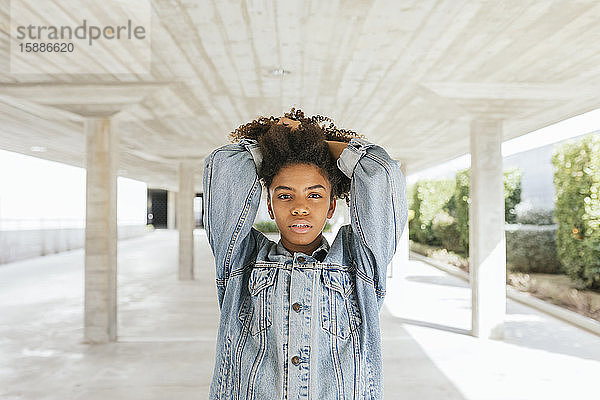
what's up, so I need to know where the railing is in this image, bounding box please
[0,218,86,230]
[0,218,146,230]
[0,219,149,265]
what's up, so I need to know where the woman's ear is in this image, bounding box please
[327,197,336,219]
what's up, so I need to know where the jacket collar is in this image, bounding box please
[274,234,330,262]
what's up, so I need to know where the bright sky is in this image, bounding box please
[406,108,600,184]
[0,151,146,229]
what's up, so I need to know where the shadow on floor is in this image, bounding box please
[395,317,472,336]
[380,306,468,399]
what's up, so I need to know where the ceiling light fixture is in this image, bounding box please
[269,68,290,76]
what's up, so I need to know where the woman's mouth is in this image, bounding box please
[289,223,312,234]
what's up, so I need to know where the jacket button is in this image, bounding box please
[291,356,300,365]
[297,256,305,263]
[292,303,302,312]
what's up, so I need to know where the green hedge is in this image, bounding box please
[447,168,521,255]
[515,202,555,225]
[454,169,470,254]
[505,224,562,273]
[253,221,279,232]
[431,211,462,253]
[504,168,522,224]
[552,134,600,290]
[408,168,521,255]
[408,183,417,241]
[409,179,455,245]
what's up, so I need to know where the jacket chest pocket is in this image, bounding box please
[320,268,362,340]
[238,266,277,336]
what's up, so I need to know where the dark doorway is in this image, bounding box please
[195,193,203,228]
[147,189,168,229]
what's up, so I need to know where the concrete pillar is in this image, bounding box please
[177,162,195,280]
[469,118,506,340]
[389,161,409,279]
[84,117,118,343]
[167,190,177,230]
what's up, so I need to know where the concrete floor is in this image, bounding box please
[1,229,599,399]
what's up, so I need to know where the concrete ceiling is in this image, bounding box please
[1,0,600,192]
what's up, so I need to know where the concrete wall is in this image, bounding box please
[0,225,149,265]
[503,144,556,210]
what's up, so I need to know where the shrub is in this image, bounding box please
[504,168,522,224]
[452,168,522,255]
[409,179,455,245]
[454,169,470,254]
[254,221,279,232]
[431,211,462,253]
[514,201,555,225]
[407,209,415,224]
[408,183,419,242]
[505,224,562,273]
[409,239,469,272]
[552,134,600,290]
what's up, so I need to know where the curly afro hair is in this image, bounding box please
[229,108,364,205]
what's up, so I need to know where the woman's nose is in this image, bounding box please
[291,206,309,215]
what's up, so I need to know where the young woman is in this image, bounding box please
[203,108,408,399]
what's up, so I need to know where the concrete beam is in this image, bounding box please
[469,119,507,340]
[84,117,118,343]
[0,82,169,109]
[177,162,195,280]
[425,82,600,100]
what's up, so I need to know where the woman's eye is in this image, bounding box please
[309,193,322,198]
[278,194,291,199]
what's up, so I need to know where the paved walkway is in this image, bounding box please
[0,229,599,399]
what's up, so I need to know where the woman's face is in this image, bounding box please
[267,163,336,255]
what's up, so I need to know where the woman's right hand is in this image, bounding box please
[324,140,348,160]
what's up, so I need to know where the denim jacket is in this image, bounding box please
[202,137,408,400]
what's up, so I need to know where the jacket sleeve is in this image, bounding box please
[337,137,408,310]
[202,138,265,309]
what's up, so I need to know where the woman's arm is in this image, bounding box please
[202,138,264,309]
[329,138,408,310]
